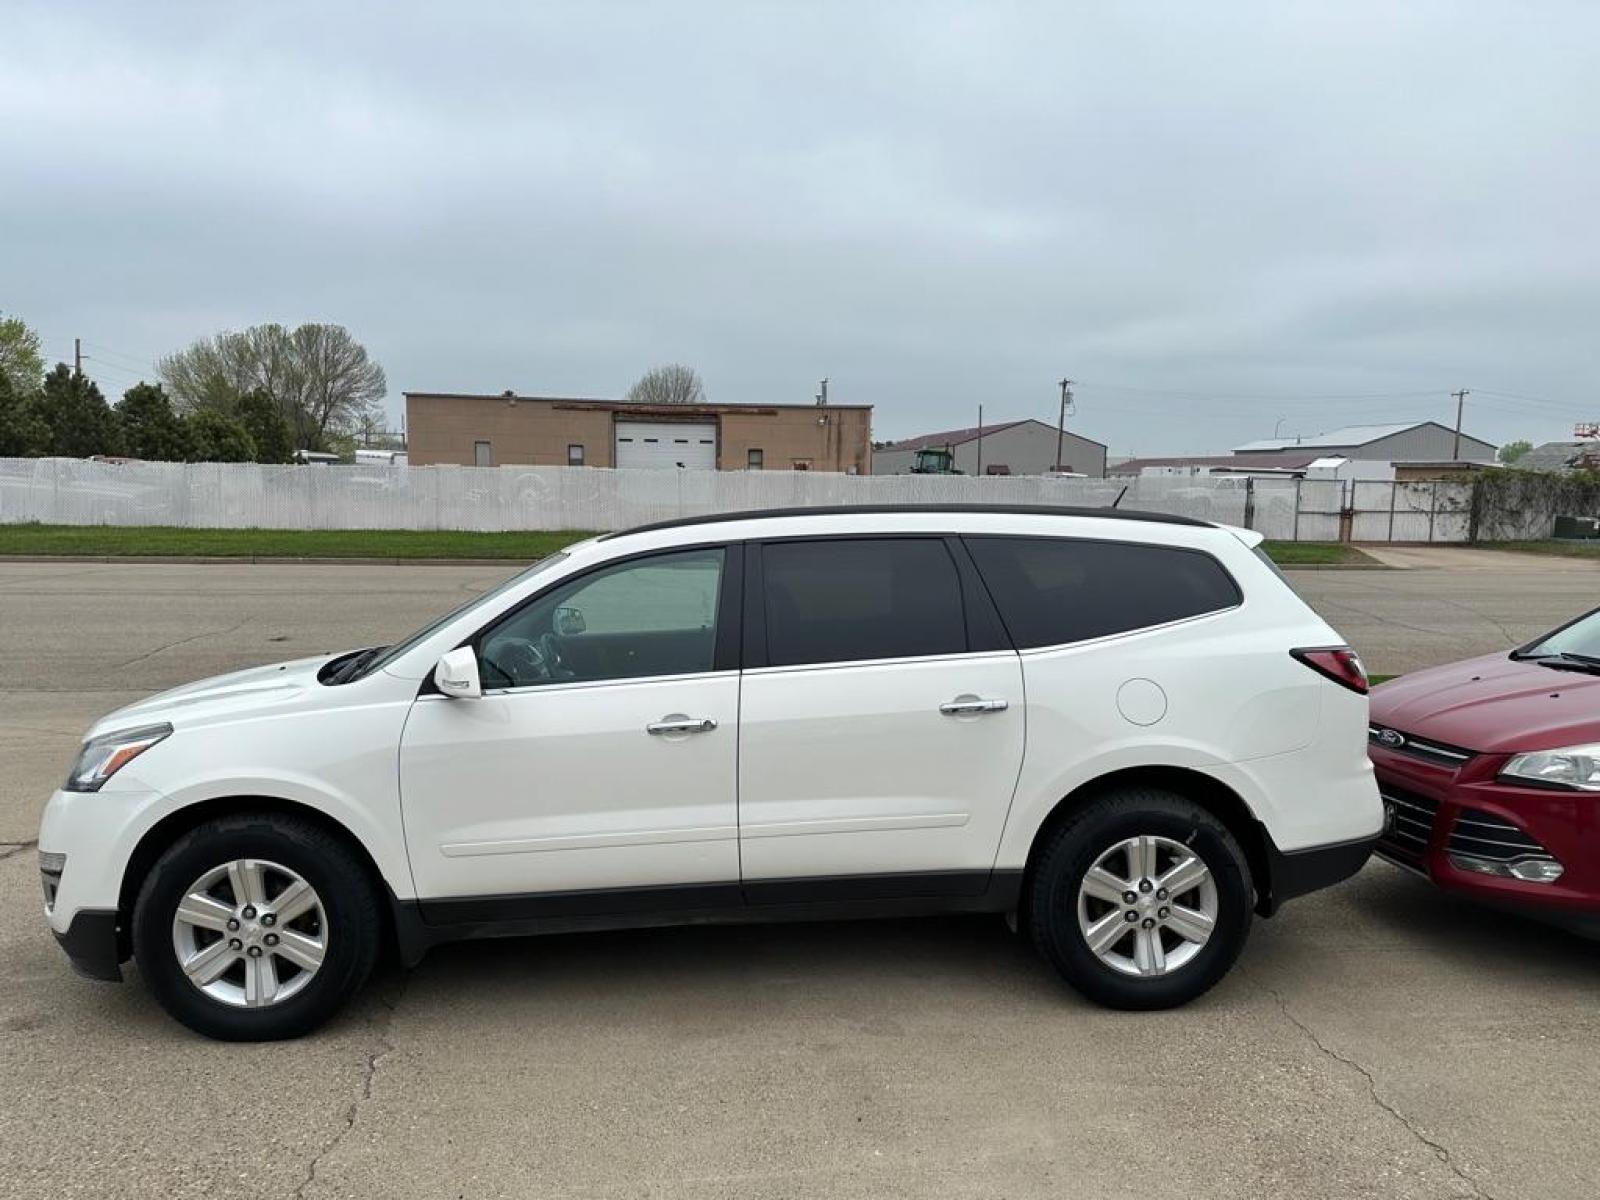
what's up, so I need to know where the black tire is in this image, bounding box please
[1028,787,1253,1010]
[132,813,382,1041]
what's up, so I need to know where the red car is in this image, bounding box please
[1368,608,1600,935]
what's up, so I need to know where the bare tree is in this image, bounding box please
[625,363,706,406]
[159,323,386,452]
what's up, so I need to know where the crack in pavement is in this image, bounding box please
[114,618,253,670]
[1266,987,1494,1200]
[1433,596,1523,648]
[0,840,39,861]
[1309,596,1452,639]
[293,974,408,1200]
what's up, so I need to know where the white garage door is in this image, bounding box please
[615,421,718,470]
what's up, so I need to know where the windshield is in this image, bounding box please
[334,553,572,683]
[1518,608,1600,660]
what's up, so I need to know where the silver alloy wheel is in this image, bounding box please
[170,858,328,1008]
[1075,835,1219,977]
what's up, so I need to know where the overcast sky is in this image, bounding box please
[3,2,1595,455]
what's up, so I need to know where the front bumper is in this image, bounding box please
[1370,741,1600,920]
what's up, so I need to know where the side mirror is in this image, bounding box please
[434,646,482,699]
[553,606,587,637]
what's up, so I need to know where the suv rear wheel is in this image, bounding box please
[1028,786,1253,1009]
[131,813,381,1040]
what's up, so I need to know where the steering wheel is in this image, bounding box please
[482,637,552,687]
[536,632,569,679]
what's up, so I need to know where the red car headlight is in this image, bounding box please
[1500,743,1600,792]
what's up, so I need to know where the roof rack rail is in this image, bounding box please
[599,503,1213,540]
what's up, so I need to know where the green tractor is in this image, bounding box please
[909,445,962,474]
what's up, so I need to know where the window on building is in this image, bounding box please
[567,444,585,466]
[761,539,967,667]
[747,448,764,470]
[963,537,1241,649]
[791,460,811,471]
[473,441,492,468]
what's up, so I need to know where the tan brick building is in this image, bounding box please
[405,392,873,474]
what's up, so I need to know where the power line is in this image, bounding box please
[1075,381,1446,403]
[83,341,159,372]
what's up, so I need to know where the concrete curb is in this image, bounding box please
[1279,561,1392,571]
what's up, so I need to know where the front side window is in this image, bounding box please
[476,548,724,688]
[964,536,1241,650]
[761,538,966,667]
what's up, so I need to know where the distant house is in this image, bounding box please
[1514,441,1600,473]
[1233,421,1496,463]
[872,419,1107,477]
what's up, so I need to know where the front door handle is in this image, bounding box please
[646,717,718,735]
[939,697,1009,716]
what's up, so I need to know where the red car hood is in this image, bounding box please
[1370,652,1600,755]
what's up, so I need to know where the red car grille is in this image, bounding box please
[1376,785,1439,871]
[1368,724,1475,768]
[1447,808,1555,865]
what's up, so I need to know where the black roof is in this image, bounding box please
[600,504,1212,540]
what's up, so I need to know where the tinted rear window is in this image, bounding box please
[964,536,1240,649]
[762,538,967,666]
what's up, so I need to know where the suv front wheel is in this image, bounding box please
[131,813,382,1041]
[1028,786,1253,1010]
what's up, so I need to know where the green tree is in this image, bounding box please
[37,364,122,457]
[117,382,190,461]
[0,369,50,456]
[236,387,294,463]
[1498,438,1533,464]
[0,313,44,396]
[184,409,257,463]
[159,322,386,452]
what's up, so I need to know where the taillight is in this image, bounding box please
[1291,646,1368,694]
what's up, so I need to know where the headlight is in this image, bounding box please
[1500,743,1600,791]
[64,723,172,793]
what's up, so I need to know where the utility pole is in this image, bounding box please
[1055,378,1073,471]
[976,404,984,476]
[1451,389,1470,460]
[74,337,83,376]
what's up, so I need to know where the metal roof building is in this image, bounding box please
[1233,420,1496,462]
[872,419,1107,477]
[1512,441,1600,473]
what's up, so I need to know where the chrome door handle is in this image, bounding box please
[939,697,1009,715]
[646,717,718,735]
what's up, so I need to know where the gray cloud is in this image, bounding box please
[3,1,1594,455]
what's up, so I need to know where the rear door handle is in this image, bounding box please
[939,697,1009,715]
[646,717,718,735]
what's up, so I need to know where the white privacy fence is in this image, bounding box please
[1245,478,1473,542]
[0,458,1252,532]
[0,458,1479,541]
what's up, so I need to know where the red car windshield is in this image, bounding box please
[1519,608,1600,660]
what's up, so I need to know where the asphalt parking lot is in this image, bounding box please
[1,553,1596,1199]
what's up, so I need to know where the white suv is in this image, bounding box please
[39,506,1381,1039]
